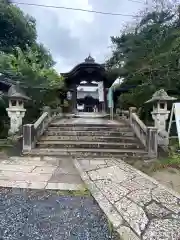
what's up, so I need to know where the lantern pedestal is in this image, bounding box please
[6,107,26,135]
[151,102,170,133]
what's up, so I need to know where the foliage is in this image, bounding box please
[0,0,37,53]
[57,187,91,196]
[107,3,180,111]
[0,1,64,137]
[0,0,64,89]
[0,46,63,89]
[128,155,180,176]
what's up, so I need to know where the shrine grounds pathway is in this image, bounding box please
[0,156,84,190]
[0,116,180,239]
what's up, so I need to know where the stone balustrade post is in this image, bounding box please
[129,107,137,125]
[23,124,35,152]
[146,127,158,158]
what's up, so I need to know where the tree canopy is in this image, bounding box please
[0,1,64,137]
[0,0,37,53]
[106,2,180,110]
[0,0,63,89]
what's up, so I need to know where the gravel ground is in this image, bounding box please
[0,188,119,240]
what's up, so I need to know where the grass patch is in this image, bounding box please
[127,137,180,174]
[107,219,120,240]
[127,154,180,175]
[107,219,113,236]
[57,186,91,197]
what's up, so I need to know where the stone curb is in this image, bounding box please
[0,179,84,191]
[73,159,127,239]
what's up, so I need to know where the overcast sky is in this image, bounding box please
[15,0,146,73]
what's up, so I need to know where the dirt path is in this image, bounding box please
[151,168,180,194]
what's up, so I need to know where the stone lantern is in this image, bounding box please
[146,89,176,133]
[6,81,30,135]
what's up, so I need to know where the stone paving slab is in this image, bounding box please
[0,157,84,190]
[45,182,83,190]
[49,172,83,184]
[0,164,36,172]
[32,166,57,174]
[74,158,180,240]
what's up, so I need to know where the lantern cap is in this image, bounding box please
[146,89,176,103]
[8,81,30,100]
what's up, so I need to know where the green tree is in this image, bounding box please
[0,1,64,138]
[0,1,64,90]
[107,5,180,111]
[0,1,37,53]
[0,46,63,89]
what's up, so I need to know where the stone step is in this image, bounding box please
[47,125,130,132]
[24,148,148,159]
[50,123,123,128]
[40,135,138,143]
[50,123,127,128]
[45,130,134,137]
[74,113,110,118]
[37,141,143,149]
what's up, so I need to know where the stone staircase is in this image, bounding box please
[26,117,149,161]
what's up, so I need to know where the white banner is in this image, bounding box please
[108,87,113,108]
[173,103,180,145]
[98,81,104,102]
[168,102,180,146]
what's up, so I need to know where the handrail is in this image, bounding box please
[131,112,147,133]
[130,111,147,147]
[129,108,158,158]
[34,112,48,129]
[22,106,61,152]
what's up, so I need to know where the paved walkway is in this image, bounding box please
[0,117,121,190]
[74,158,180,240]
[0,156,84,190]
[1,115,180,239]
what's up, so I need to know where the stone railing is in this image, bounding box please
[129,107,158,158]
[22,107,61,152]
